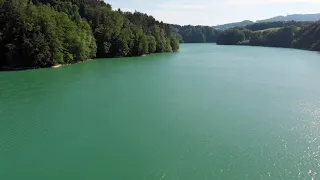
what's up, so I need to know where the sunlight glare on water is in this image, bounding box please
[1,44,320,180]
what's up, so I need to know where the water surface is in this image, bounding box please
[1,44,320,179]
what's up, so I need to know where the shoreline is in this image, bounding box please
[0,51,180,71]
[52,64,62,68]
[217,43,314,52]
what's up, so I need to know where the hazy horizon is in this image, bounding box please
[107,0,320,26]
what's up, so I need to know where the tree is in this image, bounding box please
[165,38,172,52]
[146,35,156,54]
[170,37,179,52]
[172,25,221,43]
[216,29,245,45]
[151,25,166,52]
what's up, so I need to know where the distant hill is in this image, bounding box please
[214,20,254,30]
[214,13,320,30]
[257,13,320,22]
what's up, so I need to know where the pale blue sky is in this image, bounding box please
[107,0,320,25]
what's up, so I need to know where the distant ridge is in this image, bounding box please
[214,20,254,30]
[214,13,320,30]
[257,13,320,22]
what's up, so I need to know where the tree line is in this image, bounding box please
[245,21,312,31]
[216,21,320,51]
[171,21,315,44]
[0,0,180,69]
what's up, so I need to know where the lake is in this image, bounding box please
[0,44,320,180]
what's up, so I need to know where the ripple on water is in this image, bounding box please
[284,101,320,179]
[2,44,320,180]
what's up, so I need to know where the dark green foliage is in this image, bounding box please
[172,25,221,43]
[203,26,221,42]
[294,22,320,51]
[165,38,172,52]
[151,25,167,52]
[0,0,96,68]
[170,37,180,51]
[110,26,132,57]
[179,26,206,43]
[217,21,320,52]
[146,35,156,53]
[0,0,179,69]
[131,26,148,56]
[216,29,245,45]
[246,21,312,31]
[246,27,296,48]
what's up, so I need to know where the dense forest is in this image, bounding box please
[172,25,221,43]
[216,21,320,51]
[245,21,312,31]
[0,0,221,69]
[0,0,180,68]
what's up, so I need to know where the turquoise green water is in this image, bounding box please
[1,44,320,179]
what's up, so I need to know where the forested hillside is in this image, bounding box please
[257,13,320,22]
[0,0,179,69]
[172,25,221,43]
[213,14,320,31]
[245,21,312,31]
[216,21,320,51]
[0,0,221,69]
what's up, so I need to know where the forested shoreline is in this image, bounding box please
[0,0,180,69]
[216,21,320,51]
[1,0,320,70]
[174,21,320,52]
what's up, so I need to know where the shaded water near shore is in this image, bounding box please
[1,44,320,179]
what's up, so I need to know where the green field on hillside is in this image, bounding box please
[255,27,281,32]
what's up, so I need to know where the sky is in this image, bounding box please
[106,0,320,26]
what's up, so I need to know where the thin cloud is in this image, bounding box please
[225,0,320,6]
[157,0,223,10]
[158,0,320,10]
